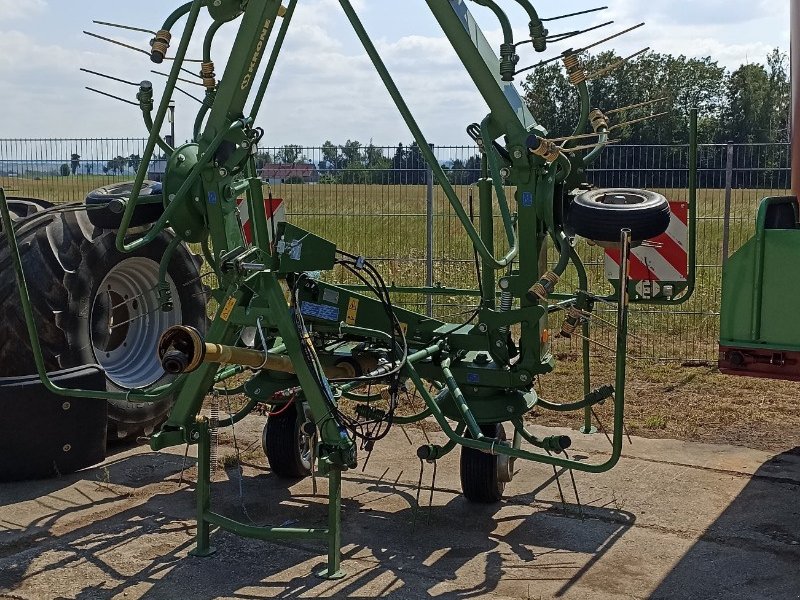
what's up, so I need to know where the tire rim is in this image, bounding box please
[90,256,182,389]
[597,191,647,205]
[298,426,313,471]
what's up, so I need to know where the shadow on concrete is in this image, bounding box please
[649,447,800,600]
[0,452,636,599]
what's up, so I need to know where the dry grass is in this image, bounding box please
[531,353,800,452]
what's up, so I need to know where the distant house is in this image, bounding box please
[259,163,319,185]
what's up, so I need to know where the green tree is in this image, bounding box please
[254,151,272,170]
[127,154,141,172]
[276,145,302,163]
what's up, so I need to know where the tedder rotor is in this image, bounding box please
[0,0,697,578]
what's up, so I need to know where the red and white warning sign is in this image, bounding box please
[237,196,286,244]
[604,201,689,288]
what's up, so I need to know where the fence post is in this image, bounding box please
[425,143,434,317]
[722,141,734,267]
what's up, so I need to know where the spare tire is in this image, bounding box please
[0,203,208,441]
[567,188,670,243]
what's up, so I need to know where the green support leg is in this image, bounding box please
[318,468,346,580]
[190,421,216,557]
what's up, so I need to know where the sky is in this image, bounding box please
[0,0,789,146]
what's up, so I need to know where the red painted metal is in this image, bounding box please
[719,346,800,381]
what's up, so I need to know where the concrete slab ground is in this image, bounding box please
[1,416,798,600]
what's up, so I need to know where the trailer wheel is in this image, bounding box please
[460,422,507,504]
[263,402,315,479]
[567,188,670,243]
[0,204,208,441]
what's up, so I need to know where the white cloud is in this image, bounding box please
[0,0,45,20]
[0,0,793,143]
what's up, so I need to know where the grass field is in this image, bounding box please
[2,173,779,360]
[4,173,799,451]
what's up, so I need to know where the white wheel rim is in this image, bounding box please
[90,257,182,389]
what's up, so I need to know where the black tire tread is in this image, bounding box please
[264,403,311,479]
[0,202,207,441]
[460,422,506,504]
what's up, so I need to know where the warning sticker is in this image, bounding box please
[346,298,359,325]
[220,297,237,322]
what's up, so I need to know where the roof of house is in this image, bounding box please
[260,163,318,179]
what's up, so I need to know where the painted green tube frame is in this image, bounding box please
[0,0,696,578]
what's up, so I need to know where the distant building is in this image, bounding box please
[259,163,319,185]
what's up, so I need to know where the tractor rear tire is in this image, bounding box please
[1,196,53,229]
[0,203,208,441]
[263,402,315,479]
[460,422,507,504]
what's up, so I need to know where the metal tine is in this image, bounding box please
[80,68,140,87]
[85,87,139,106]
[609,112,669,131]
[580,22,645,54]
[83,30,150,57]
[587,47,650,80]
[516,23,642,76]
[515,53,566,76]
[174,86,204,104]
[93,19,157,36]
[550,131,602,143]
[84,30,203,63]
[560,139,621,153]
[542,6,608,22]
[606,96,668,116]
[546,20,614,44]
[151,69,205,87]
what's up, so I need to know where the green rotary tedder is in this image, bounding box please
[1,0,699,579]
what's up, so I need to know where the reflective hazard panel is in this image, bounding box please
[604,201,689,301]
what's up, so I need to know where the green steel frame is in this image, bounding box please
[0,0,697,578]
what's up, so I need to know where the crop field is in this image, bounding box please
[0,173,778,358]
[3,173,798,450]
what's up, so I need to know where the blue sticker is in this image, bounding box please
[467,373,480,384]
[301,301,340,322]
[522,192,533,207]
[208,191,218,205]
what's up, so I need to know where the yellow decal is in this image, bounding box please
[220,297,237,322]
[346,298,359,325]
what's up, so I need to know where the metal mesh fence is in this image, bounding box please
[0,139,791,361]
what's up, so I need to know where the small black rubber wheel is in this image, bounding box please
[85,180,166,230]
[567,187,670,243]
[460,422,507,504]
[263,402,314,479]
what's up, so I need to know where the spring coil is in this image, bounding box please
[151,29,171,59]
[201,61,217,89]
[530,271,560,300]
[563,54,587,86]
[531,137,561,163]
[498,290,513,336]
[209,393,220,475]
[560,306,583,337]
[590,108,609,132]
